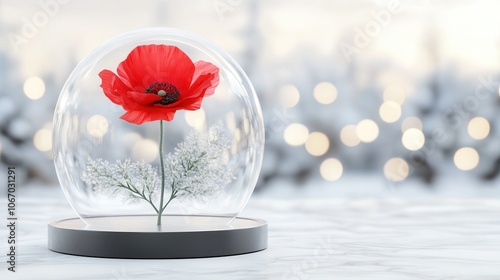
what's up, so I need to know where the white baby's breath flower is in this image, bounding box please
[166,123,234,201]
[82,158,160,205]
[82,122,234,212]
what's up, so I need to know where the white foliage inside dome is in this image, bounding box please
[82,123,233,210]
[82,158,160,206]
[166,122,234,201]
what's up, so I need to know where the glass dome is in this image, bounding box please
[52,28,264,228]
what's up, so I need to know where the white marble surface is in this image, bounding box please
[2,186,500,280]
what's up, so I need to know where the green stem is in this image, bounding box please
[157,120,166,225]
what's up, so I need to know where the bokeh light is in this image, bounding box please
[279,84,300,108]
[340,124,360,147]
[320,158,343,181]
[33,128,52,152]
[401,116,423,132]
[23,77,46,100]
[305,132,329,156]
[402,128,425,151]
[384,157,410,182]
[379,101,401,123]
[234,128,241,142]
[283,123,309,146]
[131,139,158,163]
[243,118,250,135]
[383,85,406,105]
[467,117,490,140]
[86,114,109,138]
[225,112,236,131]
[356,119,379,143]
[185,108,206,130]
[313,82,337,105]
[454,147,479,171]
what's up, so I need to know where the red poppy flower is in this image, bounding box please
[98,44,219,125]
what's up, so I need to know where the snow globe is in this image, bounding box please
[48,28,266,258]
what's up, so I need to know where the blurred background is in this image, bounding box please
[1,0,500,197]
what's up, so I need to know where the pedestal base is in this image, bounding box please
[48,215,267,259]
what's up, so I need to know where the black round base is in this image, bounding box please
[48,215,267,259]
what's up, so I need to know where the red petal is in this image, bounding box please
[192,61,219,97]
[123,91,161,108]
[177,98,203,111]
[117,45,195,94]
[146,108,176,122]
[98,70,130,105]
[167,73,214,111]
[120,110,150,125]
[186,73,214,100]
[121,108,176,124]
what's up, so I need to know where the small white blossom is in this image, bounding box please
[166,123,234,201]
[82,122,234,212]
[82,158,160,205]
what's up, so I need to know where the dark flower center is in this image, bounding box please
[145,82,179,106]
